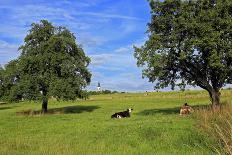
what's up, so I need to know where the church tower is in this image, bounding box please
[97,82,101,91]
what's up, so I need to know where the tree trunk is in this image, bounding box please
[209,89,221,107]
[42,96,48,113]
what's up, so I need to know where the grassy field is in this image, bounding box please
[0,89,232,155]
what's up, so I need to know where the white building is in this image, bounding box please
[97,82,101,91]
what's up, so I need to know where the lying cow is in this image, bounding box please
[180,103,194,115]
[111,108,133,119]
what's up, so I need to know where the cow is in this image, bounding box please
[111,108,133,119]
[180,103,194,115]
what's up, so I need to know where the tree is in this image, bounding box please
[0,67,4,99]
[0,60,24,101]
[134,0,232,106]
[17,20,91,112]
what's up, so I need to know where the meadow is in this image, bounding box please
[0,89,232,155]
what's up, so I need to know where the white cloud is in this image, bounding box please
[89,51,135,70]
[0,40,19,66]
[0,40,18,50]
[75,12,142,21]
[119,22,138,34]
[90,53,113,66]
[115,46,131,53]
[89,39,146,68]
[78,33,107,47]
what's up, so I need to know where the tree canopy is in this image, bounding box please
[1,20,91,112]
[134,0,232,105]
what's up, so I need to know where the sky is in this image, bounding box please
[0,0,157,92]
[0,0,231,92]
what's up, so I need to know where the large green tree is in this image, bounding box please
[134,0,232,106]
[16,20,91,112]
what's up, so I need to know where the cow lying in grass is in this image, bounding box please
[111,108,133,119]
[180,103,194,115]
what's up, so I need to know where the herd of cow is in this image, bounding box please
[111,103,193,119]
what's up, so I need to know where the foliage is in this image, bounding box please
[1,20,91,112]
[134,0,232,105]
[77,90,89,100]
[0,67,4,99]
[0,60,29,101]
[88,90,119,95]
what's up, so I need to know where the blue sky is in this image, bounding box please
[1,0,231,92]
[0,0,156,92]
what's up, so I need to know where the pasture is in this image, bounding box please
[0,90,232,155]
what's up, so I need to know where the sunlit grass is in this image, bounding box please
[0,89,231,154]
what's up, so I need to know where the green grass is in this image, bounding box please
[0,89,231,155]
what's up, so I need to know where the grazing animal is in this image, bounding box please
[111,108,133,119]
[180,103,194,115]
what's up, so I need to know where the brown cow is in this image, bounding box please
[180,103,194,115]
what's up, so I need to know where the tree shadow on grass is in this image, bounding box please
[17,105,100,116]
[138,107,180,116]
[50,105,100,114]
[191,104,212,109]
[138,104,212,116]
[0,107,12,111]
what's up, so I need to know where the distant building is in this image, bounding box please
[97,82,101,91]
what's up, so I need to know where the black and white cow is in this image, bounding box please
[111,108,133,119]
